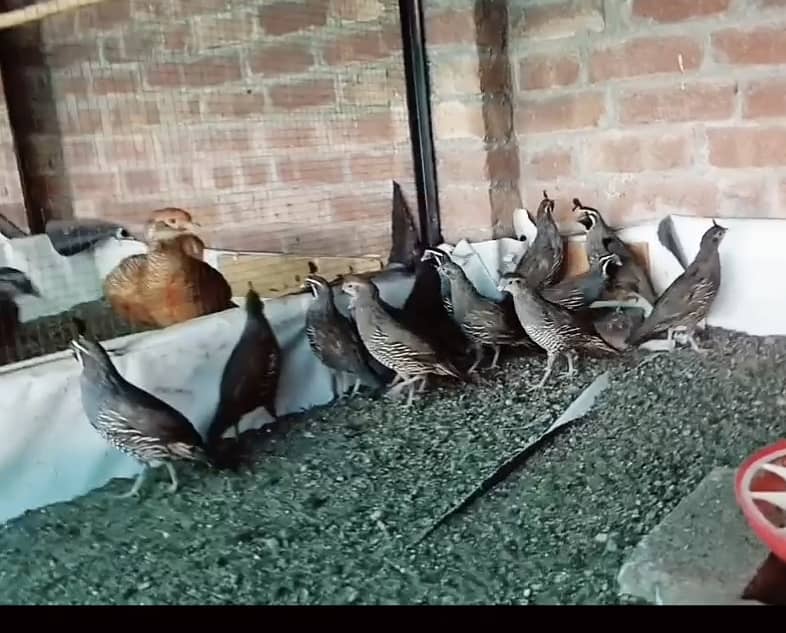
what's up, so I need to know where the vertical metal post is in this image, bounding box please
[399,0,441,248]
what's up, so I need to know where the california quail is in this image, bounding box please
[379,256,473,371]
[540,252,622,311]
[514,191,564,288]
[0,267,39,352]
[69,319,211,498]
[627,220,727,351]
[206,283,281,447]
[421,248,454,316]
[304,273,385,399]
[341,275,463,406]
[498,276,618,389]
[430,253,538,372]
[573,199,657,305]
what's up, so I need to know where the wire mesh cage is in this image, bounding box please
[0,0,418,367]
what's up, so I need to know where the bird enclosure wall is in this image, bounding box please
[424,0,786,244]
[1,0,416,253]
[0,0,420,367]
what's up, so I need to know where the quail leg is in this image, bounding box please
[351,376,362,397]
[531,353,556,390]
[417,375,428,393]
[686,329,707,354]
[164,463,179,494]
[406,381,417,407]
[490,345,501,369]
[468,344,484,374]
[115,467,148,499]
[561,351,577,378]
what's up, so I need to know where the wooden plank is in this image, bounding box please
[216,252,384,299]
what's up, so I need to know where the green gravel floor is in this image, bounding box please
[0,327,783,605]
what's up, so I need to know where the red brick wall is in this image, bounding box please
[5,0,415,256]
[426,0,786,242]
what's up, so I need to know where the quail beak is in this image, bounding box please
[576,212,592,231]
[27,283,41,298]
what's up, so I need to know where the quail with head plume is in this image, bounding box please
[499,276,618,389]
[0,267,40,351]
[573,199,657,305]
[421,248,454,316]
[428,252,538,372]
[341,275,464,406]
[304,273,385,399]
[69,318,211,498]
[206,282,281,448]
[514,191,565,288]
[540,252,622,311]
[627,220,727,351]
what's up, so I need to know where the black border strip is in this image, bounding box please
[399,0,441,248]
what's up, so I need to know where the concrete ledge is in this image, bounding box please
[617,467,769,605]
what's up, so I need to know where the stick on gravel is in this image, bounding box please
[413,371,611,545]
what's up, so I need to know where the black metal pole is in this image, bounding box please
[399,0,441,248]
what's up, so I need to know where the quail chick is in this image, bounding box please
[573,199,657,305]
[499,276,618,389]
[341,275,463,406]
[431,253,538,372]
[0,267,40,350]
[627,220,727,351]
[69,319,211,498]
[514,191,564,288]
[304,274,384,399]
[206,283,281,448]
[540,252,622,311]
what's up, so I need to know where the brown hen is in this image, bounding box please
[104,208,234,329]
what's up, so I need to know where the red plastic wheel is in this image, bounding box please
[735,440,786,564]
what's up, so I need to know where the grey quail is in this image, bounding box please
[498,276,618,389]
[341,275,463,406]
[573,198,657,305]
[304,273,385,399]
[540,252,622,311]
[514,191,564,288]
[627,220,727,351]
[206,282,281,448]
[431,252,538,372]
[69,319,211,498]
[421,248,454,316]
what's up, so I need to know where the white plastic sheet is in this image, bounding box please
[0,213,783,524]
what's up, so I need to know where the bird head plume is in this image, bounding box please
[702,219,728,250]
[303,274,331,299]
[244,281,265,316]
[69,318,120,382]
[572,198,602,232]
[421,247,450,264]
[536,190,555,219]
[0,267,40,298]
